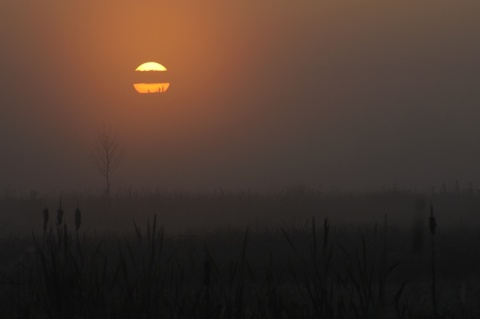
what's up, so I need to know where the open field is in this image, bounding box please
[1,188,480,318]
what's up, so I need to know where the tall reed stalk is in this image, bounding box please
[429,203,438,317]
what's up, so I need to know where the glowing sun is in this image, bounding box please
[133,62,170,94]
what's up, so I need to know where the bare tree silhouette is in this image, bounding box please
[92,125,125,199]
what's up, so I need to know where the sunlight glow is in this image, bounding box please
[135,62,167,72]
[134,83,170,94]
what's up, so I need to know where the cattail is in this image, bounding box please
[429,204,436,235]
[203,256,211,288]
[56,200,63,226]
[42,206,49,232]
[412,198,426,255]
[429,203,438,317]
[75,206,81,232]
[323,217,330,251]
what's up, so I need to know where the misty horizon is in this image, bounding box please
[1,0,480,193]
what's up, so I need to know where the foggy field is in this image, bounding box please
[2,186,480,235]
[1,188,480,318]
[3,0,480,317]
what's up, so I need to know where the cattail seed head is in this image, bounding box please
[203,257,211,287]
[429,204,436,235]
[57,200,63,226]
[75,206,81,232]
[42,207,49,232]
[323,218,330,250]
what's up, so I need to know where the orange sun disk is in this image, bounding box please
[134,83,170,93]
[134,62,170,94]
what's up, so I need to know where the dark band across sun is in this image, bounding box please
[133,62,170,94]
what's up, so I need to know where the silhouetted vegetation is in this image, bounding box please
[91,125,125,200]
[0,187,480,318]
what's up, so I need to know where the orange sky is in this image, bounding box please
[1,0,480,192]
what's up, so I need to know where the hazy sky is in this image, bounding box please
[1,0,480,193]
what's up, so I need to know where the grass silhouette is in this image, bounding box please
[0,188,479,318]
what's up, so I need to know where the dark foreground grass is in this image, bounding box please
[1,215,478,319]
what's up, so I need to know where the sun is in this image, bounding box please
[133,83,170,94]
[135,62,167,72]
[133,62,170,94]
